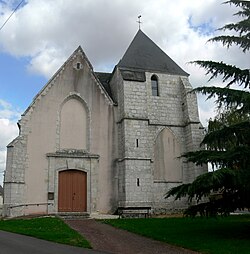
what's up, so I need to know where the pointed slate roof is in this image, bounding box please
[118,30,188,76]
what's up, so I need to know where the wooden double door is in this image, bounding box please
[58,170,87,212]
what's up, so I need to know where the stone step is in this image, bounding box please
[56,212,90,220]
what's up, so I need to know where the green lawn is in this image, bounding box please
[0,217,91,248]
[103,215,250,254]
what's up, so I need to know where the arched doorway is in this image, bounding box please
[58,170,87,212]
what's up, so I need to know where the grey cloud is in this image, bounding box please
[0,0,248,126]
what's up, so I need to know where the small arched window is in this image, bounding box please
[151,75,159,96]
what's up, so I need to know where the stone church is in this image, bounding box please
[3,30,206,217]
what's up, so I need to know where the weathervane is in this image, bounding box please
[137,15,142,30]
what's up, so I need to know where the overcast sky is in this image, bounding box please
[0,0,249,184]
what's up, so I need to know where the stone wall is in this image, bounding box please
[3,48,117,217]
[3,46,206,217]
[3,136,27,217]
[114,69,206,213]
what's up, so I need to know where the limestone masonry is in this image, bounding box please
[3,30,207,217]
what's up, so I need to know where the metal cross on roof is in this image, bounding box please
[137,15,142,30]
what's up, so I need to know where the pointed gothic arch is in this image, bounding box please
[59,95,89,150]
[154,128,182,182]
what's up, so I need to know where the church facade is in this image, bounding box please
[3,30,206,217]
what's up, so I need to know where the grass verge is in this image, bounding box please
[103,215,250,254]
[0,217,91,248]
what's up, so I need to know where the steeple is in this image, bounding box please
[118,30,188,76]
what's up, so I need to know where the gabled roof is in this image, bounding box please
[95,72,113,99]
[22,47,114,117]
[118,29,188,76]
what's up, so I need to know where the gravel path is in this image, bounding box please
[66,219,200,254]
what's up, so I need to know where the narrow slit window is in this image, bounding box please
[151,75,159,96]
[76,62,81,69]
[136,139,139,147]
[137,178,140,186]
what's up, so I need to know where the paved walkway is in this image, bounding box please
[66,219,200,254]
[0,230,104,254]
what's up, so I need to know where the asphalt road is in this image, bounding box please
[0,230,106,254]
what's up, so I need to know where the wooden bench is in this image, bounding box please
[118,207,151,218]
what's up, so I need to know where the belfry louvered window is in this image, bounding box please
[151,75,159,96]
